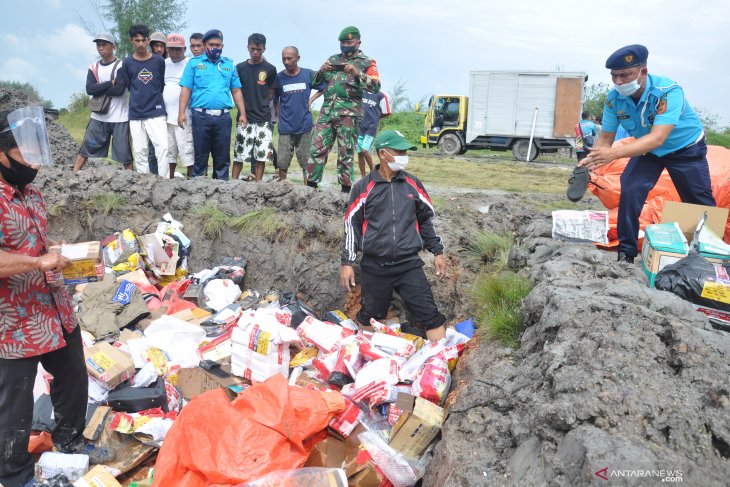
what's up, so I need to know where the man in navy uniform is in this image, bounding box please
[580,44,714,263]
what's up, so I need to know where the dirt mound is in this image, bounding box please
[0,87,79,166]
[425,223,730,486]
[36,164,515,320]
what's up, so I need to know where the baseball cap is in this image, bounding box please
[374,130,417,151]
[150,32,167,44]
[166,33,186,47]
[93,33,115,44]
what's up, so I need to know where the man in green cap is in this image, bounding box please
[305,26,381,193]
[340,130,447,342]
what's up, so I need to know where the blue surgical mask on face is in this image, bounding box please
[340,45,357,55]
[206,47,222,61]
[615,74,642,97]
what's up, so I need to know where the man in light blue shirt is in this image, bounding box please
[580,44,714,263]
[576,111,598,161]
[178,29,247,180]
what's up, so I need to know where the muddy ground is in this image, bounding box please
[22,84,730,485]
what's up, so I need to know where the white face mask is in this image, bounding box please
[385,151,409,171]
[615,73,642,97]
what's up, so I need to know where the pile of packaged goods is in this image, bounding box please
[31,213,475,487]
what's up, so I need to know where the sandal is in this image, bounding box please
[242,174,255,182]
[566,166,590,202]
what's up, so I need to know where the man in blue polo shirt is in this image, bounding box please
[580,44,715,263]
[178,29,247,180]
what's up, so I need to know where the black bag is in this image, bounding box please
[280,289,318,328]
[106,377,168,413]
[89,60,120,114]
[655,252,730,312]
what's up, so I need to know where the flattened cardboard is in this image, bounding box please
[661,201,728,241]
[177,363,245,400]
[74,465,123,487]
[84,342,135,390]
[389,393,445,459]
[305,435,346,469]
[83,406,111,441]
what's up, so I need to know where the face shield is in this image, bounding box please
[1,106,54,165]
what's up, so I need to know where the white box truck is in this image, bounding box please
[420,70,587,160]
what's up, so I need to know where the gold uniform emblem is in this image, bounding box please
[624,54,634,64]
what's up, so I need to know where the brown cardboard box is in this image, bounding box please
[661,201,728,241]
[177,363,246,401]
[305,435,346,468]
[73,465,123,487]
[170,307,211,326]
[84,342,135,390]
[47,241,104,285]
[389,393,445,460]
[83,406,111,441]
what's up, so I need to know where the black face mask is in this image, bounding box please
[0,154,38,187]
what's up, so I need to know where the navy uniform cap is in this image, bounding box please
[202,29,223,43]
[605,44,648,69]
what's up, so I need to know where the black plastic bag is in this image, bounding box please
[655,252,730,311]
[279,289,318,328]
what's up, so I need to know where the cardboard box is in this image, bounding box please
[83,406,111,441]
[84,342,135,390]
[73,465,123,487]
[388,393,445,460]
[143,233,179,276]
[661,201,728,242]
[305,435,346,468]
[47,241,104,285]
[177,363,246,401]
[641,223,689,288]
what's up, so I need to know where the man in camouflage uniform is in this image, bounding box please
[306,26,380,193]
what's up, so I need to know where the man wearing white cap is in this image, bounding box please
[163,33,193,178]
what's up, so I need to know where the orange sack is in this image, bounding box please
[152,375,345,487]
[588,139,730,244]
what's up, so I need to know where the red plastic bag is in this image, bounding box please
[152,374,345,487]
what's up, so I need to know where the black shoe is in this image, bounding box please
[64,440,117,464]
[306,181,318,189]
[617,252,634,264]
[341,185,351,194]
[567,166,590,202]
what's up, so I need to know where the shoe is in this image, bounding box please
[242,174,255,182]
[64,440,116,465]
[306,181,318,189]
[617,252,635,264]
[341,185,351,194]
[566,166,590,202]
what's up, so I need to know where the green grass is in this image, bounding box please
[466,230,514,268]
[59,107,90,143]
[230,208,284,238]
[707,131,730,149]
[93,193,127,216]
[472,272,533,348]
[193,204,229,239]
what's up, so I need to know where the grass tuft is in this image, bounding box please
[472,272,533,348]
[230,208,284,238]
[193,204,229,239]
[467,230,514,269]
[93,193,128,216]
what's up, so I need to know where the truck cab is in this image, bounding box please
[421,95,468,156]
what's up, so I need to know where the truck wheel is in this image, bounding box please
[512,139,540,162]
[438,133,463,156]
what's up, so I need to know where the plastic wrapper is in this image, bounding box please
[280,290,318,328]
[411,355,452,406]
[231,344,290,382]
[297,315,354,352]
[655,252,730,311]
[368,383,412,409]
[398,328,469,382]
[370,317,401,335]
[203,279,241,311]
[236,467,347,487]
[357,431,424,487]
[105,229,139,265]
[352,359,400,403]
[144,316,205,369]
[290,347,318,368]
[312,346,340,382]
[329,397,362,438]
[370,332,417,359]
[328,336,364,388]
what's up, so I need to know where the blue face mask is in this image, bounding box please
[206,47,222,61]
[340,45,357,55]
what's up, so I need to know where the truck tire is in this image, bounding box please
[438,133,463,156]
[512,139,540,162]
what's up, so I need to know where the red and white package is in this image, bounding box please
[329,397,363,437]
[352,358,400,403]
[370,333,417,359]
[411,354,452,406]
[370,318,401,336]
[328,336,365,387]
[387,403,404,426]
[312,345,340,382]
[367,383,412,409]
[297,315,354,352]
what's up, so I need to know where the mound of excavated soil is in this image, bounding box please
[425,220,730,486]
[0,87,79,166]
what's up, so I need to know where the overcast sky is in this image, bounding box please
[3,0,730,125]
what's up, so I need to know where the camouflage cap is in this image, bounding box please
[338,26,360,41]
